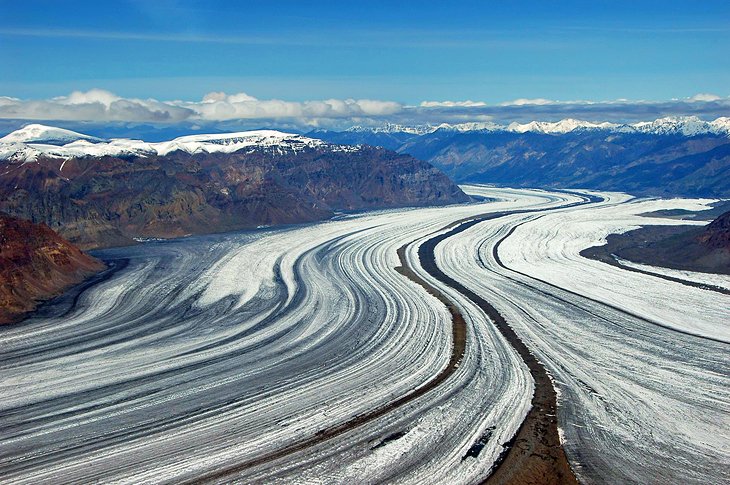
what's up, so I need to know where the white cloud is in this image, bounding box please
[420,100,487,108]
[56,89,122,106]
[499,98,556,106]
[0,89,193,122]
[1,90,729,130]
[688,93,722,102]
[201,91,257,103]
[0,89,403,125]
[184,93,402,122]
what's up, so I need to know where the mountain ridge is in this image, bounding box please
[0,127,468,249]
[0,126,347,162]
[582,209,730,276]
[325,116,730,137]
[309,118,730,198]
[0,123,105,145]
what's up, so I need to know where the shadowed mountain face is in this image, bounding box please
[698,210,730,251]
[310,129,730,198]
[0,213,105,324]
[582,210,730,275]
[0,144,468,249]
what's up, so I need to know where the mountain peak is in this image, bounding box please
[341,116,730,137]
[346,123,436,135]
[506,119,621,134]
[0,124,105,145]
[632,115,713,136]
[0,127,343,161]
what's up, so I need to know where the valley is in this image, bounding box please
[3,3,728,483]
[1,186,727,484]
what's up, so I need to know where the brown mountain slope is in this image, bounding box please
[581,210,730,275]
[697,209,730,250]
[0,213,105,324]
[0,145,468,249]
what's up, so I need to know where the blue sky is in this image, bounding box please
[2,0,729,102]
[0,0,729,129]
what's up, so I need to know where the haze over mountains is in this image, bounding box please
[0,125,467,249]
[310,116,730,197]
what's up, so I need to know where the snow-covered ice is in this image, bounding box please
[0,186,727,484]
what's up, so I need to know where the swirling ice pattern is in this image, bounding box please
[1,187,727,484]
[438,189,730,484]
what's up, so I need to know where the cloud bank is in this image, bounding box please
[419,100,487,108]
[0,89,729,132]
[0,89,401,126]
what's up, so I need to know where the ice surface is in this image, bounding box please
[0,186,727,484]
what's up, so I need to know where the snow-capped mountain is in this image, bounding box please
[0,126,466,249]
[506,119,621,134]
[4,116,729,164]
[432,122,505,132]
[0,124,105,145]
[512,116,730,136]
[308,116,730,198]
[171,130,328,151]
[631,116,724,136]
[711,117,730,133]
[341,116,730,137]
[0,127,346,162]
[347,122,509,134]
[347,123,436,135]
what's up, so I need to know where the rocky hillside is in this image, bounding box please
[582,210,730,275]
[309,117,730,198]
[0,213,105,324]
[697,210,730,251]
[0,127,468,249]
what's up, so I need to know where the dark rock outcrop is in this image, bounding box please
[581,210,730,275]
[697,210,730,250]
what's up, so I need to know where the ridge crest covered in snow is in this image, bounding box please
[0,124,105,145]
[3,117,730,162]
[0,126,355,162]
[345,116,730,136]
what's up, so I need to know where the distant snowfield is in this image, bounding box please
[0,186,727,484]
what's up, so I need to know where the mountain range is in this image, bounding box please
[0,125,467,249]
[330,116,730,138]
[309,116,730,197]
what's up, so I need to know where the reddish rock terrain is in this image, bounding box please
[697,209,730,250]
[0,213,105,324]
[0,146,468,249]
